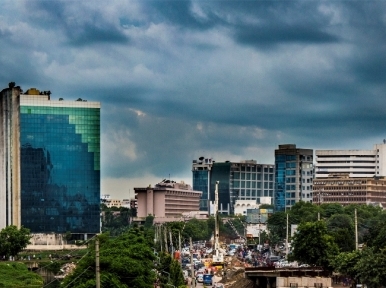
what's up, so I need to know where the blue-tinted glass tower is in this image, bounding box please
[192,158,274,215]
[192,157,212,211]
[274,144,313,211]
[0,85,100,234]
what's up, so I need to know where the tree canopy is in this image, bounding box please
[0,225,31,259]
[290,221,339,270]
[61,228,156,288]
[0,262,43,287]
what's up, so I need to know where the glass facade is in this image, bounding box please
[274,145,313,211]
[210,162,232,213]
[275,155,286,211]
[19,103,100,233]
[231,164,274,204]
[192,170,209,211]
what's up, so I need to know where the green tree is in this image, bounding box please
[144,214,155,229]
[333,250,361,282]
[320,203,344,218]
[289,201,319,224]
[157,252,184,288]
[0,225,31,259]
[355,247,386,288]
[0,262,43,287]
[290,221,339,270]
[61,228,156,288]
[267,211,286,245]
[327,214,355,252]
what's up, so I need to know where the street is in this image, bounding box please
[188,275,223,287]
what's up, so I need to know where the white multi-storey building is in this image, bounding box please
[315,143,386,178]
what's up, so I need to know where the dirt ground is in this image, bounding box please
[215,257,254,288]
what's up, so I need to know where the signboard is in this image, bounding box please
[246,224,267,238]
[246,208,273,224]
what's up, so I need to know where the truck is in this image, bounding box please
[203,274,214,285]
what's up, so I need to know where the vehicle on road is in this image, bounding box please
[202,274,213,285]
[196,274,204,283]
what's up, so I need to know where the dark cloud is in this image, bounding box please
[1,0,386,195]
[25,0,129,46]
[144,0,220,30]
[233,23,339,48]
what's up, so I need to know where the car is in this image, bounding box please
[213,284,225,288]
[269,255,281,263]
[196,274,204,283]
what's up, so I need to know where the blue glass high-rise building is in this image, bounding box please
[0,85,100,235]
[193,157,274,214]
[192,157,212,211]
[274,144,313,211]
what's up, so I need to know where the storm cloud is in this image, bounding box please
[1,0,386,198]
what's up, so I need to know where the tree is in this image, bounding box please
[0,225,31,259]
[320,203,344,218]
[0,262,43,287]
[158,252,185,288]
[290,221,339,270]
[333,250,361,280]
[144,214,155,229]
[289,201,319,224]
[330,228,355,252]
[355,247,386,288]
[267,211,286,245]
[61,228,156,288]
[327,214,355,252]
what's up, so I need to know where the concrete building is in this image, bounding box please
[192,157,213,211]
[275,144,313,211]
[134,179,202,218]
[0,84,100,235]
[101,195,124,208]
[313,173,386,207]
[315,143,386,178]
[234,200,260,216]
[192,158,274,215]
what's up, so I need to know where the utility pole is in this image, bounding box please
[190,237,195,288]
[355,209,358,250]
[164,226,168,253]
[160,225,163,252]
[178,231,181,253]
[169,231,174,256]
[96,235,100,288]
[285,213,289,259]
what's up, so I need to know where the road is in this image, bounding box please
[188,275,223,287]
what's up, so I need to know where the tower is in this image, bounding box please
[0,84,100,235]
[274,144,313,211]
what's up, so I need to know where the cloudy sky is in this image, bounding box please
[1,0,386,199]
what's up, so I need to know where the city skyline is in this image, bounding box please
[1,1,386,199]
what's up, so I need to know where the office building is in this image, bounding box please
[275,144,313,211]
[0,84,100,235]
[192,158,274,215]
[134,179,202,218]
[315,143,386,178]
[192,157,213,211]
[313,174,386,207]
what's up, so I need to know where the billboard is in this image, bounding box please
[246,208,273,224]
[246,224,267,238]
